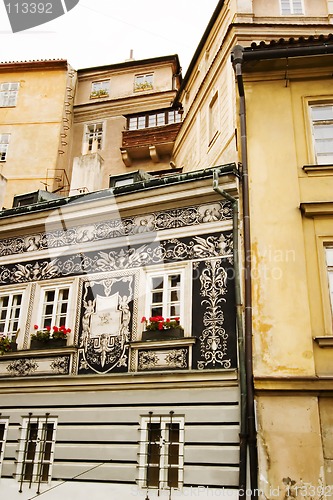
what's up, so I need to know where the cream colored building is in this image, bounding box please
[0,59,75,209]
[69,55,182,195]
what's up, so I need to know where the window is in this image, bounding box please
[0,291,23,341]
[134,73,154,91]
[0,82,19,107]
[280,0,303,14]
[138,413,184,489]
[127,110,182,130]
[39,285,71,329]
[17,415,56,485]
[0,419,8,475]
[146,272,183,322]
[209,92,219,144]
[310,105,333,165]
[326,247,333,316]
[0,134,10,161]
[84,123,103,153]
[90,80,110,98]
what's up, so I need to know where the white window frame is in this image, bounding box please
[90,80,110,98]
[83,122,104,154]
[0,287,27,342]
[134,73,154,92]
[38,284,72,330]
[0,134,10,162]
[0,82,19,107]
[280,0,304,14]
[0,419,9,476]
[310,104,333,165]
[138,414,184,490]
[144,266,188,328]
[17,416,57,484]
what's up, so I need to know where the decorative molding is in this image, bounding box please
[300,202,333,217]
[313,336,333,348]
[138,348,188,371]
[0,351,73,378]
[303,164,333,177]
[0,232,233,285]
[0,201,232,258]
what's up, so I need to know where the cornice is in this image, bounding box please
[300,201,333,217]
[0,369,238,394]
[255,376,333,392]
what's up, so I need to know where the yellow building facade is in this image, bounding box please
[0,59,75,209]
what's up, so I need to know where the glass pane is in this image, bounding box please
[0,423,5,441]
[152,292,163,303]
[41,463,50,482]
[170,305,180,317]
[170,275,181,287]
[313,125,333,140]
[151,306,163,317]
[311,105,333,121]
[152,277,163,290]
[170,290,179,301]
[147,466,159,487]
[326,248,333,267]
[168,467,178,488]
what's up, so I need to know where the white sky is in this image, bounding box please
[0,0,219,73]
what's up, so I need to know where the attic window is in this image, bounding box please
[90,80,110,98]
[280,0,303,14]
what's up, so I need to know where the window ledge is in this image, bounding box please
[300,201,333,217]
[303,164,333,176]
[129,336,197,349]
[313,336,333,348]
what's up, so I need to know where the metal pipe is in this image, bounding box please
[213,171,247,495]
[232,44,258,498]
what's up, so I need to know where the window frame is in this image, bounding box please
[37,283,73,330]
[326,247,333,319]
[127,110,182,131]
[0,286,28,342]
[134,73,154,92]
[280,0,304,15]
[17,416,57,485]
[0,133,10,162]
[90,80,110,98]
[309,103,333,165]
[0,82,19,107]
[138,414,184,490]
[0,419,9,476]
[82,122,104,154]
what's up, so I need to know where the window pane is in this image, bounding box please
[152,277,163,290]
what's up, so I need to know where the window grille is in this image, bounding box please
[138,412,184,491]
[18,413,56,493]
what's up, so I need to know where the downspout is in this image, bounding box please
[231,45,258,497]
[212,171,247,495]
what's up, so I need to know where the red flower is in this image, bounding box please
[46,326,51,331]
[53,326,59,332]
[34,324,39,330]
[158,322,164,330]
[66,328,71,334]
[141,316,147,323]
[166,318,170,323]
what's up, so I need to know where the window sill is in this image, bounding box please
[313,336,333,348]
[303,164,333,176]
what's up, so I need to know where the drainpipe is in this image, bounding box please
[231,45,258,498]
[213,171,247,496]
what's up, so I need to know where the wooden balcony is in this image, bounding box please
[121,122,181,166]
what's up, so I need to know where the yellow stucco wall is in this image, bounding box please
[0,63,71,208]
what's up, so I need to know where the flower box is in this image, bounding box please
[30,339,67,350]
[142,327,184,341]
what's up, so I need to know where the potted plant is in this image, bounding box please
[90,89,109,99]
[30,325,70,349]
[141,316,184,341]
[0,334,16,355]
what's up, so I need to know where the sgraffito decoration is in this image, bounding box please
[0,201,232,258]
[77,273,138,374]
[192,259,237,370]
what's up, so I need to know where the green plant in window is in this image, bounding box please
[0,335,12,355]
[134,81,153,91]
[90,89,109,98]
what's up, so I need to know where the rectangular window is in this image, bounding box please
[0,82,19,107]
[18,416,56,484]
[0,134,10,161]
[0,419,8,475]
[0,291,23,341]
[90,80,110,98]
[280,0,303,14]
[134,73,154,91]
[326,247,333,315]
[128,110,182,130]
[40,285,70,329]
[138,414,184,490]
[147,272,183,322]
[84,123,103,153]
[310,105,333,165]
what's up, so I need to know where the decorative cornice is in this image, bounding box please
[300,201,333,217]
[313,336,333,348]
[255,376,333,392]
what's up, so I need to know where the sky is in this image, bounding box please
[0,0,219,73]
